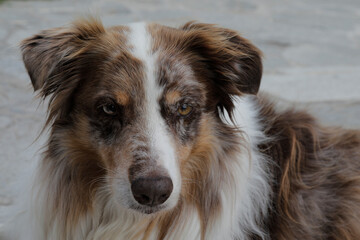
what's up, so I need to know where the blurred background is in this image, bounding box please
[0,0,359,233]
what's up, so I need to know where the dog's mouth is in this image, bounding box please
[129,203,166,215]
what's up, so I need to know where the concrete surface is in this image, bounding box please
[0,0,359,232]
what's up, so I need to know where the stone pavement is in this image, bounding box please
[0,0,359,232]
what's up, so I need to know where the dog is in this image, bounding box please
[15,17,360,239]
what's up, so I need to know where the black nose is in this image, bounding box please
[131,177,173,207]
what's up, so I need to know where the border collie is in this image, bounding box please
[13,17,360,239]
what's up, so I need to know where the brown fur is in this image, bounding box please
[21,17,360,239]
[258,95,360,240]
[149,22,263,118]
[165,91,181,105]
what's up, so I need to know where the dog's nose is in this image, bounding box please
[131,177,173,207]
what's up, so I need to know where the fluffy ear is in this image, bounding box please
[181,22,263,114]
[21,17,105,93]
[20,17,105,124]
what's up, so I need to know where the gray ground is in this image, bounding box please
[0,0,359,233]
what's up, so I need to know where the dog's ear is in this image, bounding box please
[181,22,262,114]
[21,17,105,93]
[21,18,105,124]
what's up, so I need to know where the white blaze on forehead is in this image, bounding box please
[127,22,181,198]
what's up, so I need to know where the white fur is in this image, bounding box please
[208,95,271,240]
[127,22,181,209]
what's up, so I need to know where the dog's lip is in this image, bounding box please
[129,204,165,215]
[141,208,159,214]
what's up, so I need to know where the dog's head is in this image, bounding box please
[21,18,262,215]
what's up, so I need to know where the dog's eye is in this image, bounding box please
[178,103,192,116]
[102,103,117,116]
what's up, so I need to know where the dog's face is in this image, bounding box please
[21,18,262,215]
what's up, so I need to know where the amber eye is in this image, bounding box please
[178,103,192,116]
[102,103,117,115]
